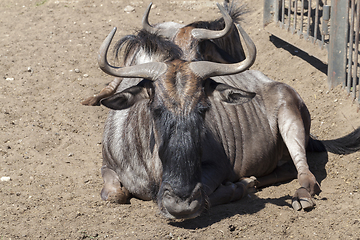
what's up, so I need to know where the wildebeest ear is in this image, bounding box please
[205,79,256,105]
[101,80,154,110]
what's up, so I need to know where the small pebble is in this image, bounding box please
[124,5,135,13]
[1,176,11,182]
[74,69,80,73]
[83,74,89,78]
[5,78,14,81]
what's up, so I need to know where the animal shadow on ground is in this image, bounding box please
[169,151,328,229]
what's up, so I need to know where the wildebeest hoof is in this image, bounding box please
[236,176,258,195]
[292,187,315,211]
[238,176,258,188]
[226,176,258,202]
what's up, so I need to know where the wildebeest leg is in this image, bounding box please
[100,165,131,204]
[82,77,122,106]
[278,101,321,210]
[208,177,257,207]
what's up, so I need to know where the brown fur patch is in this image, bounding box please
[154,60,203,115]
[173,27,199,61]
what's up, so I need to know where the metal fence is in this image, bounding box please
[264,0,360,103]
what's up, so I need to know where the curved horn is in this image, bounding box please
[189,24,256,79]
[191,3,233,40]
[142,2,157,34]
[98,27,167,79]
[142,2,179,39]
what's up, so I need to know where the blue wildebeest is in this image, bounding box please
[91,2,360,219]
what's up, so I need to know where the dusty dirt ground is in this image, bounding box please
[1,0,360,239]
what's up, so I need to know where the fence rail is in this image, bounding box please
[264,0,360,103]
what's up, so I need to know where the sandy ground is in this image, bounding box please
[1,0,360,239]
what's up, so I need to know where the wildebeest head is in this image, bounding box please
[98,8,256,219]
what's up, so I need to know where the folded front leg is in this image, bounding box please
[100,165,131,204]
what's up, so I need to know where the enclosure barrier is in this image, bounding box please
[263,0,360,103]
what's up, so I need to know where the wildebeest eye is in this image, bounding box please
[152,105,165,119]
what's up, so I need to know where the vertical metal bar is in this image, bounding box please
[298,0,305,37]
[328,0,350,88]
[281,0,285,28]
[354,1,360,101]
[264,0,278,27]
[321,34,325,49]
[347,0,355,93]
[292,0,298,34]
[320,6,325,49]
[288,0,292,31]
[314,0,320,43]
[274,0,280,23]
[321,5,331,49]
[306,0,312,40]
